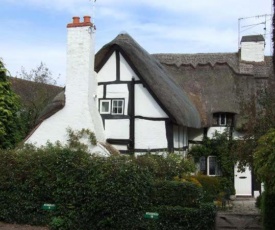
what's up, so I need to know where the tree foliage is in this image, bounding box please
[0,60,23,148]
[15,62,62,136]
[234,86,275,168]
[253,128,275,192]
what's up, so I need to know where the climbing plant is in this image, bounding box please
[66,128,97,151]
[189,131,237,194]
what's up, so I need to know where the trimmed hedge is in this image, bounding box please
[142,204,216,230]
[151,180,203,207]
[0,145,153,229]
[0,146,216,229]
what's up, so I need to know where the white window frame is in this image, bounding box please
[111,99,124,115]
[99,100,111,114]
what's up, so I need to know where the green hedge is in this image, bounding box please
[0,146,216,229]
[151,180,203,207]
[0,145,153,229]
[262,191,275,230]
[141,204,216,230]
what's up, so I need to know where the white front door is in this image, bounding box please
[234,164,252,196]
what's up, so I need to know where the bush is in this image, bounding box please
[151,180,203,207]
[0,145,215,229]
[262,191,275,230]
[134,153,196,180]
[192,175,221,202]
[141,204,216,230]
[0,145,153,229]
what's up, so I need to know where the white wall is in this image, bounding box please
[135,119,167,149]
[207,127,228,138]
[120,54,140,81]
[105,119,129,139]
[188,128,204,141]
[106,84,129,115]
[241,41,265,62]
[135,84,168,118]
[173,125,188,149]
[97,52,116,82]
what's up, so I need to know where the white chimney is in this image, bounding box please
[240,35,265,62]
[25,16,107,155]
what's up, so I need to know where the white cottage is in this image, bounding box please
[24,16,274,197]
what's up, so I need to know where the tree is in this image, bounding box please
[0,60,23,149]
[234,85,275,169]
[11,62,62,136]
[253,128,275,191]
[254,128,275,230]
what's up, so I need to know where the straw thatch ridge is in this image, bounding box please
[95,33,201,128]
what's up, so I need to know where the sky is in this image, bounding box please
[0,0,273,86]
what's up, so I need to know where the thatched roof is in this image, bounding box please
[95,33,201,128]
[153,53,274,127]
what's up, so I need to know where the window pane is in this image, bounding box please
[199,156,206,175]
[101,102,109,112]
[220,114,226,125]
[213,113,219,125]
[112,100,124,115]
[209,156,217,176]
[100,100,110,114]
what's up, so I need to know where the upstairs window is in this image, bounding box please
[112,100,124,115]
[212,113,234,126]
[99,99,124,115]
[100,100,111,114]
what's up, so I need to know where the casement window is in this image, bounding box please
[99,99,124,115]
[112,99,124,115]
[212,113,234,126]
[99,100,111,114]
[199,156,221,176]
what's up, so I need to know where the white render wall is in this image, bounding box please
[120,54,139,81]
[97,52,117,82]
[135,119,167,149]
[106,84,129,115]
[173,125,187,149]
[26,24,107,155]
[105,119,130,139]
[135,84,168,118]
[241,41,265,62]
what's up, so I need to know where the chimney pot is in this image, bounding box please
[72,17,80,24]
[83,16,91,23]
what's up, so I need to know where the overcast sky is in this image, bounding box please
[0,0,272,86]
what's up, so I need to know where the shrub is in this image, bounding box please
[0,145,153,229]
[141,204,216,230]
[262,191,275,230]
[195,175,221,201]
[0,145,214,229]
[151,180,203,207]
[134,153,196,180]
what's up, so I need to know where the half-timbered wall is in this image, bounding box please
[96,50,172,153]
